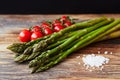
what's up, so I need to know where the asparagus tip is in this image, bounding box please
[31,67,38,73]
[31,70,35,74]
[7,45,13,50]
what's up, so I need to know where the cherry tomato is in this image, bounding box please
[61,16,67,20]
[31,31,43,40]
[31,25,41,32]
[41,22,50,28]
[53,19,61,24]
[60,16,67,22]
[54,25,64,32]
[52,19,62,27]
[52,23,62,27]
[64,21,72,27]
[44,27,53,35]
[19,29,31,42]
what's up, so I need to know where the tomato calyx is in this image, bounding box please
[31,25,41,32]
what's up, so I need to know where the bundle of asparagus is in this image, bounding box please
[7,17,120,73]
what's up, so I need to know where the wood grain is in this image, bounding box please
[0,14,120,80]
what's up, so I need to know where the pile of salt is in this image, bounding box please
[82,54,109,71]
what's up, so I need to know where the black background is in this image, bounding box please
[0,0,120,14]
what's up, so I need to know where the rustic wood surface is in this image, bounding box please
[0,14,120,80]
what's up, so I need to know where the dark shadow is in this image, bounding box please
[0,0,120,14]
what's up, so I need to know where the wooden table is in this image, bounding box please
[0,14,120,80]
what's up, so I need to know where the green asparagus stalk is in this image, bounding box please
[29,18,113,67]
[97,30,120,41]
[34,19,120,73]
[46,39,67,50]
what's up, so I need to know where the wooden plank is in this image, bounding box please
[0,14,120,80]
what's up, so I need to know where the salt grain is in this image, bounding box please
[86,65,89,70]
[104,51,108,54]
[110,52,113,54]
[89,69,92,72]
[98,51,101,54]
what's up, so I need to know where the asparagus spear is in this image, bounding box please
[97,30,120,41]
[7,43,27,54]
[34,19,120,73]
[29,18,113,67]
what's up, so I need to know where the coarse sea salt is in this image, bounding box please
[98,51,101,54]
[104,51,108,54]
[82,54,109,71]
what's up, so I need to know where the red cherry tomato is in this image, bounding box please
[61,16,67,19]
[52,19,62,27]
[31,25,41,32]
[53,19,61,23]
[44,27,53,35]
[31,31,43,40]
[60,16,67,22]
[41,22,50,28]
[52,23,62,27]
[54,25,64,32]
[19,29,31,42]
[64,21,72,27]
